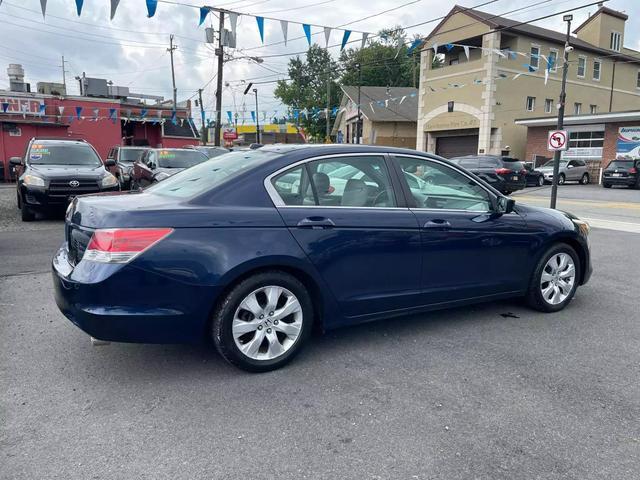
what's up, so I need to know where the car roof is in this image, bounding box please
[258,143,438,157]
[31,138,89,146]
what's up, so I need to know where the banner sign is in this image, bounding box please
[616,126,640,160]
[0,96,45,115]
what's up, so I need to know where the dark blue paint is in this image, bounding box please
[52,145,592,344]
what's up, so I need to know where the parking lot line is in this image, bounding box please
[515,196,640,211]
[582,217,640,234]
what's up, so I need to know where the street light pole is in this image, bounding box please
[550,15,572,209]
[213,11,225,147]
[356,62,361,144]
[253,88,260,144]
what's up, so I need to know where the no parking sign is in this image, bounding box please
[548,130,569,151]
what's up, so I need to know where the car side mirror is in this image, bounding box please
[104,159,116,167]
[496,196,515,214]
[9,156,23,166]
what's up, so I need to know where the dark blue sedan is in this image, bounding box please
[53,145,592,371]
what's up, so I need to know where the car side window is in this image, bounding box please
[271,166,314,206]
[395,156,491,212]
[146,152,156,168]
[307,156,396,208]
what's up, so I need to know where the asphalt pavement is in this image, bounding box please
[1,184,639,480]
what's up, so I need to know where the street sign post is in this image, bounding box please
[548,130,569,151]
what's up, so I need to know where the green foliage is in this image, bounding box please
[273,45,341,142]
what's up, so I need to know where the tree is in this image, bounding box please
[339,27,420,88]
[274,45,341,142]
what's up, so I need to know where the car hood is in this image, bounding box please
[29,164,107,179]
[515,202,577,229]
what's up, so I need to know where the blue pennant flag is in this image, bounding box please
[293,109,299,121]
[331,107,338,116]
[146,0,158,18]
[171,110,177,125]
[407,38,422,55]
[251,111,256,122]
[227,111,233,123]
[199,7,210,26]
[256,16,265,43]
[445,43,454,51]
[109,108,117,123]
[68,115,75,124]
[311,107,319,118]
[508,50,518,60]
[75,106,83,120]
[39,104,46,114]
[341,30,351,51]
[75,0,84,16]
[547,56,555,71]
[302,24,311,46]
[140,108,148,119]
[1,102,9,113]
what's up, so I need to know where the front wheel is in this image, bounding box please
[537,176,544,187]
[558,173,566,185]
[526,244,580,312]
[580,173,590,185]
[212,271,313,372]
[20,197,35,222]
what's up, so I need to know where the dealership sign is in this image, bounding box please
[616,126,640,160]
[222,127,238,140]
[0,96,45,115]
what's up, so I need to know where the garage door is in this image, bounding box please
[436,135,478,158]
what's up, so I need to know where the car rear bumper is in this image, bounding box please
[602,176,637,186]
[52,245,219,344]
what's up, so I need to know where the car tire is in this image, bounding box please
[603,183,611,188]
[537,176,544,187]
[20,197,35,222]
[558,173,565,185]
[580,173,590,185]
[211,271,313,372]
[526,243,581,313]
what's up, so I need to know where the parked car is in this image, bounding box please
[130,148,208,189]
[10,138,119,222]
[53,145,592,372]
[193,145,230,159]
[537,159,590,185]
[448,155,527,194]
[602,159,639,189]
[106,145,150,190]
[523,163,545,187]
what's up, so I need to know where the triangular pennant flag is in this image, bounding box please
[40,0,47,18]
[1,102,8,113]
[445,43,454,51]
[75,106,83,120]
[110,0,120,20]
[256,17,265,43]
[341,30,351,51]
[544,67,549,85]
[494,48,506,58]
[125,108,132,118]
[199,7,210,27]
[399,95,407,104]
[324,27,331,48]
[384,99,389,108]
[146,0,158,18]
[250,111,256,122]
[513,73,524,80]
[93,108,100,120]
[39,104,46,116]
[332,107,338,116]
[180,118,184,126]
[370,102,375,113]
[140,108,148,118]
[432,43,438,54]
[171,110,177,126]
[547,56,555,71]
[227,111,233,123]
[68,115,74,124]
[58,106,65,116]
[407,38,422,56]
[109,108,117,123]
[302,24,311,45]
[463,45,470,61]
[361,33,369,49]
[229,13,239,38]
[280,20,288,45]
[75,0,83,16]
[509,50,518,60]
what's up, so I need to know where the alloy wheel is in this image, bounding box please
[540,253,576,305]
[232,286,303,361]
[538,176,544,186]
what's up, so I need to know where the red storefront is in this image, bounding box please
[1,91,198,181]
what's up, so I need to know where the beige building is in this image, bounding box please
[416,5,640,160]
[332,86,418,148]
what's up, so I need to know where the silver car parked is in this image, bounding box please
[538,159,590,185]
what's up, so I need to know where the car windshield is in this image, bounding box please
[543,160,568,168]
[146,150,277,198]
[196,147,229,158]
[156,150,207,168]
[607,160,634,169]
[119,148,147,162]
[28,143,102,166]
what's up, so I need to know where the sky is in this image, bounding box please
[0,0,638,126]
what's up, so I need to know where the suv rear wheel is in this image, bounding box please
[558,173,566,185]
[580,173,590,185]
[526,244,580,312]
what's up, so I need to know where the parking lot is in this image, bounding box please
[1,183,639,479]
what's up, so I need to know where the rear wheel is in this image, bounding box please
[526,244,580,312]
[212,271,313,372]
[580,173,590,185]
[603,183,612,188]
[537,176,544,187]
[558,173,566,185]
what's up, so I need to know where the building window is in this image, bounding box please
[610,31,622,52]
[593,59,601,81]
[574,103,582,115]
[526,96,536,111]
[530,45,540,70]
[569,130,604,149]
[637,70,640,89]
[577,56,586,78]
[544,98,553,113]
[590,104,597,114]
[548,49,558,72]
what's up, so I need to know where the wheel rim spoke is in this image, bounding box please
[239,293,262,318]
[274,296,301,321]
[232,319,260,337]
[240,330,265,358]
[264,286,283,312]
[274,320,301,338]
[265,331,285,358]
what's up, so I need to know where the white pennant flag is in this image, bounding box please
[280,20,288,46]
[40,0,47,18]
[513,73,524,80]
[229,12,239,38]
[399,95,407,104]
[324,27,331,47]
[544,67,549,85]
[361,32,369,49]
[463,45,470,61]
[370,102,375,113]
[432,42,438,55]
[110,0,120,20]
[384,99,389,108]
[494,48,506,58]
[58,106,65,116]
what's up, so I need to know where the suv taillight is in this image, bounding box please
[83,228,173,263]
[495,168,513,175]
[630,167,638,174]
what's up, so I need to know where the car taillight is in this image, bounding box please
[83,228,173,263]
[630,167,638,174]
[495,168,513,175]
[519,169,527,175]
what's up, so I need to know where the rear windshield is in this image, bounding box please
[502,158,524,170]
[119,148,147,162]
[28,143,102,166]
[607,160,634,169]
[146,150,277,199]
[156,150,207,168]
[449,157,479,168]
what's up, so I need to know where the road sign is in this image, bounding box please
[222,127,238,140]
[548,130,569,151]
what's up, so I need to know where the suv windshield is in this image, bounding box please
[147,150,277,198]
[607,160,634,169]
[28,143,102,166]
[120,148,147,162]
[156,150,207,168]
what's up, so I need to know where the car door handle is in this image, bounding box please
[297,217,335,229]
[423,219,451,230]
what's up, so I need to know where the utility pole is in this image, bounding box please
[213,12,225,146]
[550,15,572,210]
[326,72,331,143]
[60,55,68,93]
[253,88,260,144]
[356,62,362,144]
[198,88,207,144]
[168,35,178,109]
